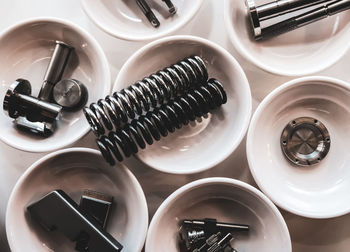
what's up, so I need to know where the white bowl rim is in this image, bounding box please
[0,16,111,153]
[145,177,292,251]
[5,147,149,252]
[247,75,350,218]
[114,35,252,174]
[223,0,350,77]
[81,0,204,41]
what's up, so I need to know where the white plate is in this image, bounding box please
[247,76,350,218]
[224,0,350,76]
[81,0,203,41]
[145,177,292,252]
[0,17,110,152]
[114,35,252,174]
[6,148,148,252]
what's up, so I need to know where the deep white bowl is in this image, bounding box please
[224,0,350,76]
[6,148,148,252]
[145,177,292,252]
[114,35,252,174]
[81,0,203,41]
[247,76,350,218]
[0,17,111,152]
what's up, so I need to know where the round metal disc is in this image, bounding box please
[53,79,88,110]
[280,117,330,166]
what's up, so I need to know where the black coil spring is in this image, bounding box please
[97,78,227,165]
[84,56,208,136]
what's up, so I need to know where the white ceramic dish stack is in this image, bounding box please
[0,17,111,152]
[146,177,292,252]
[6,148,148,252]
[247,76,350,218]
[81,0,203,41]
[114,35,252,174]
[224,0,350,76]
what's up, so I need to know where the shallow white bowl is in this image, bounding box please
[247,76,350,218]
[224,0,350,76]
[0,17,110,152]
[6,148,148,252]
[81,0,203,41]
[114,35,252,174]
[145,177,292,252]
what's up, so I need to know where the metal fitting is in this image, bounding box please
[38,40,74,101]
[162,0,177,14]
[14,117,56,137]
[281,117,331,166]
[246,0,350,40]
[136,0,160,27]
[3,79,62,122]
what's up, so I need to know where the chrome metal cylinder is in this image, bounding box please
[38,41,74,101]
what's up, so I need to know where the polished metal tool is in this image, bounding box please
[3,79,62,123]
[247,0,350,40]
[162,0,177,14]
[192,232,237,252]
[136,0,160,27]
[280,117,331,166]
[14,117,56,137]
[182,218,250,233]
[38,41,74,101]
[27,190,123,252]
[53,79,88,110]
[247,0,332,22]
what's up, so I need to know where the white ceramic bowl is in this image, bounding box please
[0,17,110,152]
[145,177,292,252]
[247,76,350,218]
[81,0,203,41]
[6,148,148,252]
[224,0,350,76]
[114,35,252,174]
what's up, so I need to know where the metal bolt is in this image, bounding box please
[3,79,62,123]
[38,40,74,101]
[14,117,56,137]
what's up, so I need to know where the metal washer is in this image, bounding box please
[280,117,330,166]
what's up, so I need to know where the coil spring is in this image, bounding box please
[97,78,227,165]
[84,56,208,136]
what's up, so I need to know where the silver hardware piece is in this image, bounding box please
[38,40,74,101]
[162,0,177,14]
[14,117,56,137]
[246,0,350,40]
[281,117,331,166]
[3,79,62,122]
[136,0,160,27]
[53,79,88,110]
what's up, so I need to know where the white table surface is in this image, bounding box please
[1,1,350,251]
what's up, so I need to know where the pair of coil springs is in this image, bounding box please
[83,56,227,165]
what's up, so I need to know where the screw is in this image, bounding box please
[38,41,74,101]
[3,79,62,123]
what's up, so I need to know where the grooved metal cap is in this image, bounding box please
[281,117,331,166]
[246,0,262,40]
